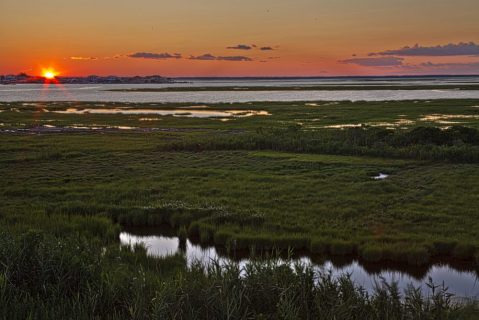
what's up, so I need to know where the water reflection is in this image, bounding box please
[50,108,270,118]
[120,228,479,298]
[373,173,389,180]
[2,84,479,102]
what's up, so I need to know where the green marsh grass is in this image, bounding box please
[1,100,479,317]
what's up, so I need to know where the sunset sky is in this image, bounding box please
[1,0,479,77]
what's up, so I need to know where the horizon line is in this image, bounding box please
[4,73,479,79]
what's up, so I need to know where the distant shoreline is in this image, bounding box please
[2,74,479,85]
[0,74,175,85]
[172,74,479,80]
[106,84,479,92]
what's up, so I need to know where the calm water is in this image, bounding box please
[2,77,479,102]
[120,229,479,298]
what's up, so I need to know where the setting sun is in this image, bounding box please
[42,68,58,79]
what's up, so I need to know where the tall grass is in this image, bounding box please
[158,126,479,162]
[0,228,477,319]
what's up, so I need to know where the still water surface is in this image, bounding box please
[2,81,479,102]
[120,229,479,298]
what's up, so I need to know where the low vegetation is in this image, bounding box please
[0,224,478,319]
[1,99,479,317]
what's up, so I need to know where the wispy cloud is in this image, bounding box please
[68,54,126,61]
[128,52,182,59]
[189,54,252,61]
[226,44,252,50]
[188,53,217,61]
[69,52,254,63]
[389,60,479,74]
[69,56,98,60]
[217,55,252,61]
[227,44,278,51]
[370,42,479,57]
[420,61,479,68]
[339,57,404,67]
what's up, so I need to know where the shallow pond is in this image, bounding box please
[373,173,389,180]
[120,228,479,298]
[50,107,270,118]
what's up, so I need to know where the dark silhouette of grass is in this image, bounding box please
[0,226,478,319]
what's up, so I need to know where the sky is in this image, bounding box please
[1,0,479,77]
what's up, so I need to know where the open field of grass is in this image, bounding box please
[1,134,478,265]
[1,99,479,317]
[1,99,479,262]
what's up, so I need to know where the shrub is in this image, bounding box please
[131,212,149,226]
[234,234,273,251]
[199,225,215,243]
[233,234,254,250]
[273,235,309,250]
[117,214,131,226]
[169,212,193,228]
[452,243,476,260]
[252,235,274,251]
[381,243,430,265]
[330,240,355,256]
[432,240,457,256]
[213,230,232,246]
[177,226,188,242]
[310,238,329,254]
[147,213,164,226]
[188,222,200,237]
[406,246,430,266]
[406,127,449,145]
[360,244,383,262]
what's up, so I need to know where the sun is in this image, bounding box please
[42,68,58,79]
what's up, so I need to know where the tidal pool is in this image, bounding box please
[321,119,415,129]
[50,108,270,118]
[120,228,479,298]
[373,173,389,180]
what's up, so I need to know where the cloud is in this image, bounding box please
[226,44,278,51]
[189,54,252,61]
[370,42,479,57]
[217,55,252,61]
[387,60,479,74]
[420,61,479,68]
[70,56,98,60]
[128,52,182,59]
[339,57,404,67]
[226,44,252,50]
[189,53,217,60]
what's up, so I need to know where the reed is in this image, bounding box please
[0,228,477,319]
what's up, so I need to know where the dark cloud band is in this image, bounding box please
[370,42,479,57]
[339,57,404,67]
[128,52,182,59]
[189,54,252,61]
[226,44,252,50]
